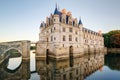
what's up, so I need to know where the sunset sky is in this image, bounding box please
[0,0,120,42]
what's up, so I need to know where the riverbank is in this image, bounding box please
[107,48,120,53]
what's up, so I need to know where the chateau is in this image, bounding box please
[36,6,105,59]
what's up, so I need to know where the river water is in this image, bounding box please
[0,51,120,80]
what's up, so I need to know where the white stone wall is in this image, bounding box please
[37,12,105,58]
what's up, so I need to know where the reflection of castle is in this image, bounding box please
[36,5,105,58]
[36,53,104,80]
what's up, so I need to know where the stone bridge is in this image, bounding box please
[0,59,30,80]
[0,40,31,63]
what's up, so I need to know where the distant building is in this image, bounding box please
[36,6,105,59]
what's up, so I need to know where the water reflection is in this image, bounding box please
[1,52,120,80]
[36,53,104,80]
[7,57,22,70]
[105,54,120,70]
[0,58,30,80]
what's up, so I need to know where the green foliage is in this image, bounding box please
[103,30,120,48]
[30,46,36,50]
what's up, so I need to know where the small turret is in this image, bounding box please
[78,18,83,26]
[78,18,83,31]
[53,5,60,24]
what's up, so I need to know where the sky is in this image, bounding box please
[0,0,120,42]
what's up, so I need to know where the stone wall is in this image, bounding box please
[107,48,120,53]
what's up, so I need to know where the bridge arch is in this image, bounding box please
[0,40,30,61]
[2,48,22,73]
[3,48,22,56]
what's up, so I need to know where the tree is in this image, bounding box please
[111,34,120,48]
[103,30,120,48]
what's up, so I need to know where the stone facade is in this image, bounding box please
[36,6,104,59]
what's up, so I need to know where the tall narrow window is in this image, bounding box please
[51,28,52,32]
[54,27,56,30]
[63,74,66,80]
[69,35,72,41]
[63,35,66,41]
[69,28,72,32]
[63,19,65,23]
[54,37,56,40]
[51,36,52,41]
[75,37,78,42]
[63,44,64,47]
[75,31,78,34]
[47,38,49,42]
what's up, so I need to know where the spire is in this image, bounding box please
[40,23,43,28]
[56,3,57,9]
[54,4,62,15]
[58,4,60,10]
[78,17,83,25]
[54,3,58,14]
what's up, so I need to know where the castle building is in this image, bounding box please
[36,6,105,59]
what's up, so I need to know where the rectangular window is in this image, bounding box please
[63,35,66,41]
[51,28,52,32]
[75,31,78,34]
[54,27,56,30]
[75,37,78,42]
[69,28,72,32]
[54,37,56,40]
[51,36,53,41]
[69,35,72,41]
[63,27,66,32]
